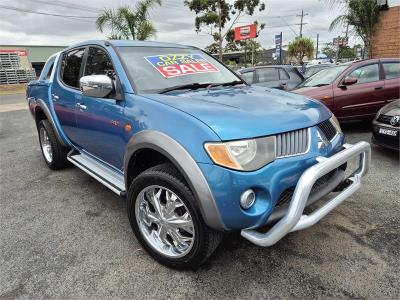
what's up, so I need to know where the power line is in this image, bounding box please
[0,5,97,19]
[18,0,101,13]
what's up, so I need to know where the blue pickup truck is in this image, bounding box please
[27,40,371,269]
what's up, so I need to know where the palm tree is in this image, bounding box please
[287,37,314,63]
[96,0,162,40]
[327,0,380,58]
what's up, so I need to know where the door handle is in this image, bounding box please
[374,86,384,90]
[52,94,59,101]
[76,103,87,111]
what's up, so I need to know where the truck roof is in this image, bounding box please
[65,40,193,51]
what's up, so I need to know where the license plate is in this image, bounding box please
[379,128,398,136]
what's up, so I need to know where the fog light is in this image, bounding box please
[240,189,256,209]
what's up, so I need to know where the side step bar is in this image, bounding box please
[67,151,126,196]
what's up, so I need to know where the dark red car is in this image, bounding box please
[293,58,400,121]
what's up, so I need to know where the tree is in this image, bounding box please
[184,0,266,60]
[321,42,336,59]
[96,0,162,40]
[287,37,314,63]
[327,0,380,58]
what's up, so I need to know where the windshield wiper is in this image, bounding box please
[159,80,244,94]
[312,83,329,87]
[158,83,212,94]
[207,80,245,91]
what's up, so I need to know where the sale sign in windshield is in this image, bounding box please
[145,54,219,78]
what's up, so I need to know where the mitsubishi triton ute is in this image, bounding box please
[26,40,371,269]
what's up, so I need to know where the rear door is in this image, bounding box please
[52,47,85,143]
[332,62,386,119]
[382,60,400,103]
[254,67,281,88]
[74,46,127,169]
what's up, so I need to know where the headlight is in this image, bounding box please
[205,136,275,171]
[330,115,342,133]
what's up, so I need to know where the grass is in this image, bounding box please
[0,84,27,96]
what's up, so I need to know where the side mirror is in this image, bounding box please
[342,77,358,86]
[80,75,114,98]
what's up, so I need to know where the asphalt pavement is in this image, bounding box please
[0,93,399,299]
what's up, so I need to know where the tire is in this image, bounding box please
[37,119,69,170]
[127,163,223,270]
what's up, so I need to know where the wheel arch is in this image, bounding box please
[35,99,68,147]
[124,130,226,230]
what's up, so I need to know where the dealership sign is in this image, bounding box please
[234,24,257,41]
[0,49,28,56]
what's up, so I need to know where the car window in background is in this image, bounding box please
[298,65,348,87]
[60,48,85,88]
[279,68,290,80]
[257,68,279,82]
[288,68,302,81]
[84,47,114,76]
[347,64,379,84]
[241,71,254,84]
[383,62,400,79]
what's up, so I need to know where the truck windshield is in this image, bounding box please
[117,46,241,93]
[299,65,349,88]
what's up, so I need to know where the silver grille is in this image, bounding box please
[276,128,309,158]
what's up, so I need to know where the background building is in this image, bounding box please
[372,0,400,58]
[0,45,65,84]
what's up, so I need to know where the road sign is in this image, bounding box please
[234,24,257,41]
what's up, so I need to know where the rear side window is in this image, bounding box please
[279,69,290,80]
[347,63,379,84]
[241,71,254,84]
[256,68,279,82]
[383,62,400,79]
[84,47,114,76]
[288,69,302,81]
[39,55,56,81]
[60,48,85,88]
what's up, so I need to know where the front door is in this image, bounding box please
[74,46,126,170]
[333,62,386,119]
[52,47,85,144]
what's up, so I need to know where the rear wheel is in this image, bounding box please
[127,163,222,269]
[37,119,69,170]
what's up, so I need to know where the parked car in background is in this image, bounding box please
[238,65,304,91]
[304,63,335,79]
[372,100,400,150]
[293,58,400,121]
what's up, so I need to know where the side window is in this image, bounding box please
[288,69,302,81]
[279,68,290,80]
[347,64,379,84]
[241,71,254,84]
[256,68,279,82]
[383,62,400,79]
[46,64,54,79]
[84,47,114,76]
[61,48,85,88]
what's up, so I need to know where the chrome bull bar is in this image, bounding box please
[241,141,371,247]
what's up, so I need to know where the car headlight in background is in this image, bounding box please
[205,136,276,171]
[330,115,342,133]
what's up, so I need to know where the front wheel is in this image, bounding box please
[127,163,222,270]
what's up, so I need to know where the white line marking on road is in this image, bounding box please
[0,103,27,113]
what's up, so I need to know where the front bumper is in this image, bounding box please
[241,141,371,247]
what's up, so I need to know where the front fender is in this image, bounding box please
[124,130,226,230]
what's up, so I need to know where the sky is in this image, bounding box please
[0,0,354,50]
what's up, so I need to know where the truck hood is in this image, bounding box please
[144,85,331,140]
